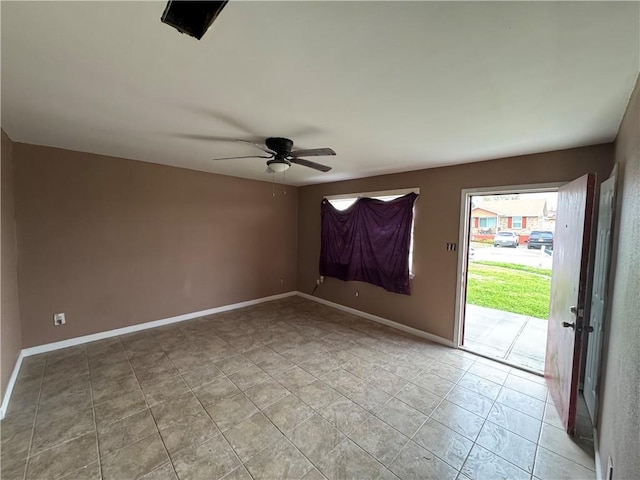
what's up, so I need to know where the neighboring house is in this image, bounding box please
[545,210,557,230]
[471,198,549,237]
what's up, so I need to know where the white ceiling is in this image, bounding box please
[2,1,639,186]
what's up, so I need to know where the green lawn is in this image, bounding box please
[467,261,551,319]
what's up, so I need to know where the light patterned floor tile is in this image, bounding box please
[290,414,345,464]
[461,444,530,480]
[487,403,542,442]
[244,438,313,480]
[413,418,473,470]
[476,421,536,473]
[263,394,315,435]
[430,400,484,441]
[388,441,458,480]
[3,298,596,480]
[348,416,409,466]
[375,398,427,437]
[317,439,386,480]
[533,446,596,480]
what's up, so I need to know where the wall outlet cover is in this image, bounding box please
[53,313,66,326]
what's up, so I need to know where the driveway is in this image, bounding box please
[471,243,553,269]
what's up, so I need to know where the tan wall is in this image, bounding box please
[13,144,298,348]
[298,144,613,340]
[1,130,22,399]
[597,75,640,479]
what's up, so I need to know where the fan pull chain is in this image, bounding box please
[272,171,276,197]
[283,169,287,195]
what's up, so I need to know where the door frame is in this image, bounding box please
[454,182,564,349]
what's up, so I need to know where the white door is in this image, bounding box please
[584,166,617,424]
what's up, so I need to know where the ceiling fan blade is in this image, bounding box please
[185,107,259,136]
[171,134,275,154]
[211,155,271,161]
[172,133,237,142]
[290,157,332,172]
[235,140,276,155]
[289,148,336,157]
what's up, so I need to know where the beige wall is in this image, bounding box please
[298,144,613,341]
[597,75,639,480]
[1,130,22,399]
[12,144,298,348]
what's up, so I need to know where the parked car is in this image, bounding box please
[493,231,519,247]
[527,230,554,250]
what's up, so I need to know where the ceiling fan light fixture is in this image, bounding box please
[267,160,291,173]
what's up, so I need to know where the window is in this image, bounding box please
[326,189,418,277]
[512,216,522,229]
[479,217,496,228]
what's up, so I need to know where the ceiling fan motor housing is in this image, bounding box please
[265,137,294,155]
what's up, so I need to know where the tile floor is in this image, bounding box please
[0,297,596,480]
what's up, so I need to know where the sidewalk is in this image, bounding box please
[463,304,547,373]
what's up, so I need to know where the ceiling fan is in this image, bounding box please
[213,137,336,173]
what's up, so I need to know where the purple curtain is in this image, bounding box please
[320,192,418,295]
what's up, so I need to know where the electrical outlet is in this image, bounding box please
[320,276,324,283]
[355,291,359,297]
[53,313,66,326]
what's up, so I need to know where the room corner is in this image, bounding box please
[1,129,23,416]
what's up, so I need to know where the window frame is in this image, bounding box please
[512,215,523,229]
[478,217,497,228]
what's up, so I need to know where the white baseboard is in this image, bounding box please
[0,351,24,420]
[22,291,297,357]
[3,290,451,417]
[296,291,454,348]
[1,291,296,416]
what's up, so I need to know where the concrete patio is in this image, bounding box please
[463,304,548,373]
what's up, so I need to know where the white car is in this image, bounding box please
[493,231,519,248]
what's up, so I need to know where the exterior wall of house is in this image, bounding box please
[543,218,556,230]
[471,208,496,218]
[525,216,541,230]
[471,208,499,236]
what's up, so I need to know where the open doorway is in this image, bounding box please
[457,187,559,373]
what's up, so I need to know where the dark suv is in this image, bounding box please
[527,231,554,250]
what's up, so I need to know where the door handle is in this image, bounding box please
[563,321,595,333]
